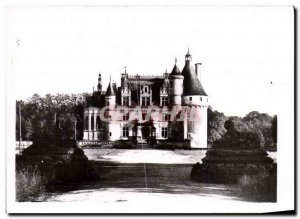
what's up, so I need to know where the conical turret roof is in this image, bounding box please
[170,59,181,76]
[182,60,207,96]
[106,79,115,96]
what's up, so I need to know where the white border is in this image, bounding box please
[3,4,295,214]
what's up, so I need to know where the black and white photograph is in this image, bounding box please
[5,5,294,214]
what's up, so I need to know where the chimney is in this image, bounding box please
[195,63,202,81]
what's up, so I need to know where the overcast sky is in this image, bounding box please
[6,6,293,116]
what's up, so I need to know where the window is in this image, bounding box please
[123,96,129,106]
[189,97,192,101]
[91,116,94,130]
[123,127,129,137]
[142,97,150,106]
[161,97,168,106]
[123,113,129,121]
[161,127,168,138]
[84,116,89,130]
[200,97,202,101]
[104,110,110,119]
[145,87,148,93]
[109,132,112,137]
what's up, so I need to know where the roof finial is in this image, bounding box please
[175,57,177,64]
[124,66,127,74]
[187,44,191,56]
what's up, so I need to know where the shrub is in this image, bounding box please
[237,170,276,202]
[16,165,53,202]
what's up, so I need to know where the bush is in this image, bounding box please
[237,170,276,202]
[16,165,54,202]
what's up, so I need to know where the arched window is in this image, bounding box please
[91,116,94,130]
[84,116,88,130]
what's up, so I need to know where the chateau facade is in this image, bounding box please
[83,51,209,148]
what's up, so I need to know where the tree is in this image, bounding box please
[207,108,227,147]
[272,115,277,146]
[16,93,88,141]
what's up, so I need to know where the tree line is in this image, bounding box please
[16,93,91,142]
[208,107,277,149]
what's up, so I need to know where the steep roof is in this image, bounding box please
[182,63,207,96]
[161,78,169,88]
[170,62,181,76]
[106,81,115,96]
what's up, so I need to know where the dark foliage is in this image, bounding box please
[16,93,91,141]
[208,108,277,149]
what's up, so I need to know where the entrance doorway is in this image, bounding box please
[141,126,150,140]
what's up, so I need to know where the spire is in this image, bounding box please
[170,57,181,76]
[97,73,102,91]
[106,75,115,96]
[185,48,192,63]
[122,73,129,89]
[162,77,169,87]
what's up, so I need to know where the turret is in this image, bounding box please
[169,58,184,105]
[105,77,116,108]
[181,50,209,148]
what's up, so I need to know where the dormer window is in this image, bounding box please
[189,97,192,101]
[161,97,168,106]
[123,96,129,106]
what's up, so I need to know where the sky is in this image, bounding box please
[6,6,294,116]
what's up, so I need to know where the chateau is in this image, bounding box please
[83,50,209,148]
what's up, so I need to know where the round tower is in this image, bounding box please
[169,58,184,105]
[181,50,209,148]
[105,77,120,141]
[105,77,116,109]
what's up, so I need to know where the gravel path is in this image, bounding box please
[83,148,207,164]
